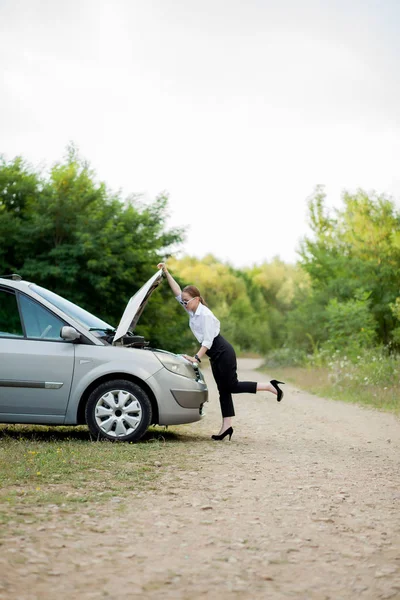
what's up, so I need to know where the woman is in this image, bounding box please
[157,263,284,441]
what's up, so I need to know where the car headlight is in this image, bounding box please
[153,351,197,380]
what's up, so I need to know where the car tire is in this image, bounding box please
[85,379,152,442]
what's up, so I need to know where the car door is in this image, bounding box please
[0,287,75,423]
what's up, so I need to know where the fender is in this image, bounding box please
[64,346,163,422]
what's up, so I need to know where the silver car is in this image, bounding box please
[0,271,208,442]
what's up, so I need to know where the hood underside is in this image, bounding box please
[112,270,163,345]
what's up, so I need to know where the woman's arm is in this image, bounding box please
[157,263,181,296]
[183,345,208,364]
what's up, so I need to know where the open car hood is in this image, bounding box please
[112,270,163,345]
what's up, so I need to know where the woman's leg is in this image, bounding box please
[209,336,281,434]
[256,382,278,395]
[211,360,235,416]
[218,344,257,395]
[220,416,233,434]
[216,343,279,398]
[210,359,235,434]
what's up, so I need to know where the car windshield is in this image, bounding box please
[30,284,115,332]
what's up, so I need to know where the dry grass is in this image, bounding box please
[273,365,400,414]
[0,424,200,530]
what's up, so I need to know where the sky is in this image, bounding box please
[1,0,400,267]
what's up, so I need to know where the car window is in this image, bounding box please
[30,284,114,332]
[19,294,65,341]
[0,289,24,337]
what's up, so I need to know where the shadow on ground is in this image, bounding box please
[0,424,207,444]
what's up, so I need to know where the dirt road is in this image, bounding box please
[1,358,399,599]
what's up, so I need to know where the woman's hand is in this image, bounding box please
[182,354,198,363]
[157,262,168,274]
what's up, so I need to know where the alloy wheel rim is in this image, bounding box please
[94,389,142,438]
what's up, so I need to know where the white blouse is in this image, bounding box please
[176,295,220,349]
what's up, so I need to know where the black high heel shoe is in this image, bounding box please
[211,427,234,441]
[270,380,285,402]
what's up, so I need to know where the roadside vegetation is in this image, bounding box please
[261,347,399,414]
[257,185,400,415]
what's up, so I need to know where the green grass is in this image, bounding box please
[0,424,199,531]
[260,364,400,414]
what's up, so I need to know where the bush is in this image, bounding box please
[306,346,399,388]
[263,347,309,368]
[322,296,377,351]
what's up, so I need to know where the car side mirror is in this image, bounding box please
[60,326,81,341]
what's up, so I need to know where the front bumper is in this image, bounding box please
[146,367,208,426]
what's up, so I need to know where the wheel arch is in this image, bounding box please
[76,373,159,425]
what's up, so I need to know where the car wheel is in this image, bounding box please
[85,379,152,442]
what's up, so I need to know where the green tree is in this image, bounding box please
[246,258,311,349]
[0,156,42,273]
[0,147,184,348]
[323,295,377,351]
[299,186,400,348]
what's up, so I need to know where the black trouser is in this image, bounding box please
[206,334,257,418]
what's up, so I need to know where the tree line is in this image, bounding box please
[1,149,399,361]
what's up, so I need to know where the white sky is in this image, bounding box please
[1,0,400,266]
